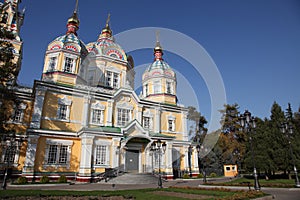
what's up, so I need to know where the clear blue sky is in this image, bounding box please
[16,0,300,125]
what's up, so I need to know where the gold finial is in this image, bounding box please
[106,13,111,28]
[74,0,79,13]
[156,30,160,43]
[154,30,162,52]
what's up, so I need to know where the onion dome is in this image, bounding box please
[143,40,176,82]
[142,36,177,104]
[66,0,79,35]
[86,14,127,61]
[46,0,87,57]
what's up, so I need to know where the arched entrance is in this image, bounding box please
[124,137,151,173]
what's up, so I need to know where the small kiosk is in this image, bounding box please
[224,164,238,177]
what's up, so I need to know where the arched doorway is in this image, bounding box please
[124,137,150,173]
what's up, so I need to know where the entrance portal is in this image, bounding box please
[125,149,139,173]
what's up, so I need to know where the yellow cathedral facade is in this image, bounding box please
[1,0,202,182]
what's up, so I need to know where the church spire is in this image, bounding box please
[154,31,163,61]
[66,0,79,35]
[99,13,112,38]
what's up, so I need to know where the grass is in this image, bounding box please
[0,187,266,200]
[212,177,296,188]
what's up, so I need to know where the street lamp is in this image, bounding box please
[280,122,300,188]
[1,133,21,190]
[240,110,260,191]
[151,139,166,188]
[196,144,201,175]
[188,145,193,177]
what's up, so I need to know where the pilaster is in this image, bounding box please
[30,87,46,128]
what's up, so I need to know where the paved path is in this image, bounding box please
[7,178,300,200]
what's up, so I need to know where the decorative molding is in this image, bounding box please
[58,96,72,105]
[91,102,105,110]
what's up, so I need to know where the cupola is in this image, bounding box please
[142,34,177,105]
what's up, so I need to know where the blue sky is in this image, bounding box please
[16,0,300,125]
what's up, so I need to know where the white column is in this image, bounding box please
[137,105,143,124]
[182,110,188,141]
[112,138,120,168]
[82,95,91,127]
[165,142,173,174]
[79,134,94,176]
[22,135,39,175]
[106,99,114,126]
[30,87,46,128]
[154,107,161,133]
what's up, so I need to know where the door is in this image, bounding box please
[126,149,139,172]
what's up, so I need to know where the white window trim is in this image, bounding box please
[105,70,120,89]
[1,143,20,166]
[143,110,153,130]
[167,115,176,132]
[93,140,111,167]
[116,101,134,127]
[166,81,173,94]
[47,52,59,72]
[143,83,148,97]
[56,96,72,121]
[153,80,161,94]
[62,53,77,74]
[43,139,73,169]
[90,102,106,125]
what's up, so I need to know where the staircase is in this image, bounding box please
[103,173,159,184]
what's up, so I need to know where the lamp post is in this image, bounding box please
[240,110,260,191]
[188,145,193,177]
[233,148,241,177]
[280,122,300,187]
[151,139,166,188]
[196,145,201,175]
[1,133,20,190]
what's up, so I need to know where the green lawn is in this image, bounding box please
[0,187,266,200]
[216,177,296,188]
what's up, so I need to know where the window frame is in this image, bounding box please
[56,96,72,121]
[43,139,73,169]
[62,53,77,74]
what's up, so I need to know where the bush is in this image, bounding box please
[58,175,68,183]
[210,172,217,177]
[183,173,190,179]
[16,176,28,184]
[40,175,50,183]
[197,173,203,178]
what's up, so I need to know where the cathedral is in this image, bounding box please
[0,0,201,182]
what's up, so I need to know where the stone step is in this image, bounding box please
[103,173,159,184]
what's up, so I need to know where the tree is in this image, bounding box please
[218,104,246,166]
[268,102,287,174]
[187,106,207,142]
[0,28,18,86]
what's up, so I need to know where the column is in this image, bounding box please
[111,138,120,168]
[22,135,39,179]
[82,95,91,127]
[154,107,161,133]
[181,110,188,141]
[79,134,94,179]
[137,105,143,124]
[30,86,46,128]
[106,99,114,126]
[165,142,173,178]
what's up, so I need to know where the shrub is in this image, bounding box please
[58,175,68,183]
[183,173,190,179]
[17,176,28,184]
[197,173,203,178]
[210,172,217,177]
[40,175,50,183]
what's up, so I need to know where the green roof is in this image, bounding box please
[86,126,121,133]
